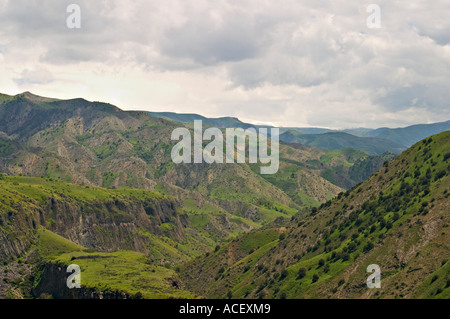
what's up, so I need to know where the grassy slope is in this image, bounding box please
[0,175,167,218]
[34,229,196,299]
[180,131,450,299]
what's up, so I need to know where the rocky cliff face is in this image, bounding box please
[45,196,187,252]
[0,192,187,263]
[0,204,43,263]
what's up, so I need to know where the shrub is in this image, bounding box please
[133,292,143,299]
[312,274,319,283]
[280,269,289,280]
[318,259,325,267]
[347,242,357,253]
[443,152,450,161]
[341,252,350,261]
[297,268,307,279]
[434,170,446,181]
[363,242,374,252]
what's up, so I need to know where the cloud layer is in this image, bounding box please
[0,0,449,128]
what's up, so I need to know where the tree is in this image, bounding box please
[342,252,350,261]
[363,242,374,253]
[347,242,357,253]
[312,274,319,283]
[318,259,325,267]
[133,292,143,299]
[297,268,307,279]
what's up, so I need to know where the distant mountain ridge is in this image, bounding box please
[147,111,253,129]
[146,111,450,154]
[360,121,450,147]
[279,131,405,155]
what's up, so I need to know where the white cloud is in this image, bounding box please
[14,69,54,86]
[0,0,449,128]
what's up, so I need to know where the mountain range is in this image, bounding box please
[0,92,448,299]
[148,111,450,155]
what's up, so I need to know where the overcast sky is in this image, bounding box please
[0,0,449,129]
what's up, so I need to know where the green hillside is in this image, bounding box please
[31,230,197,299]
[180,131,450,299]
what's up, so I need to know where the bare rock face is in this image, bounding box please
[0,204,44,263]
[0,194,187,263]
